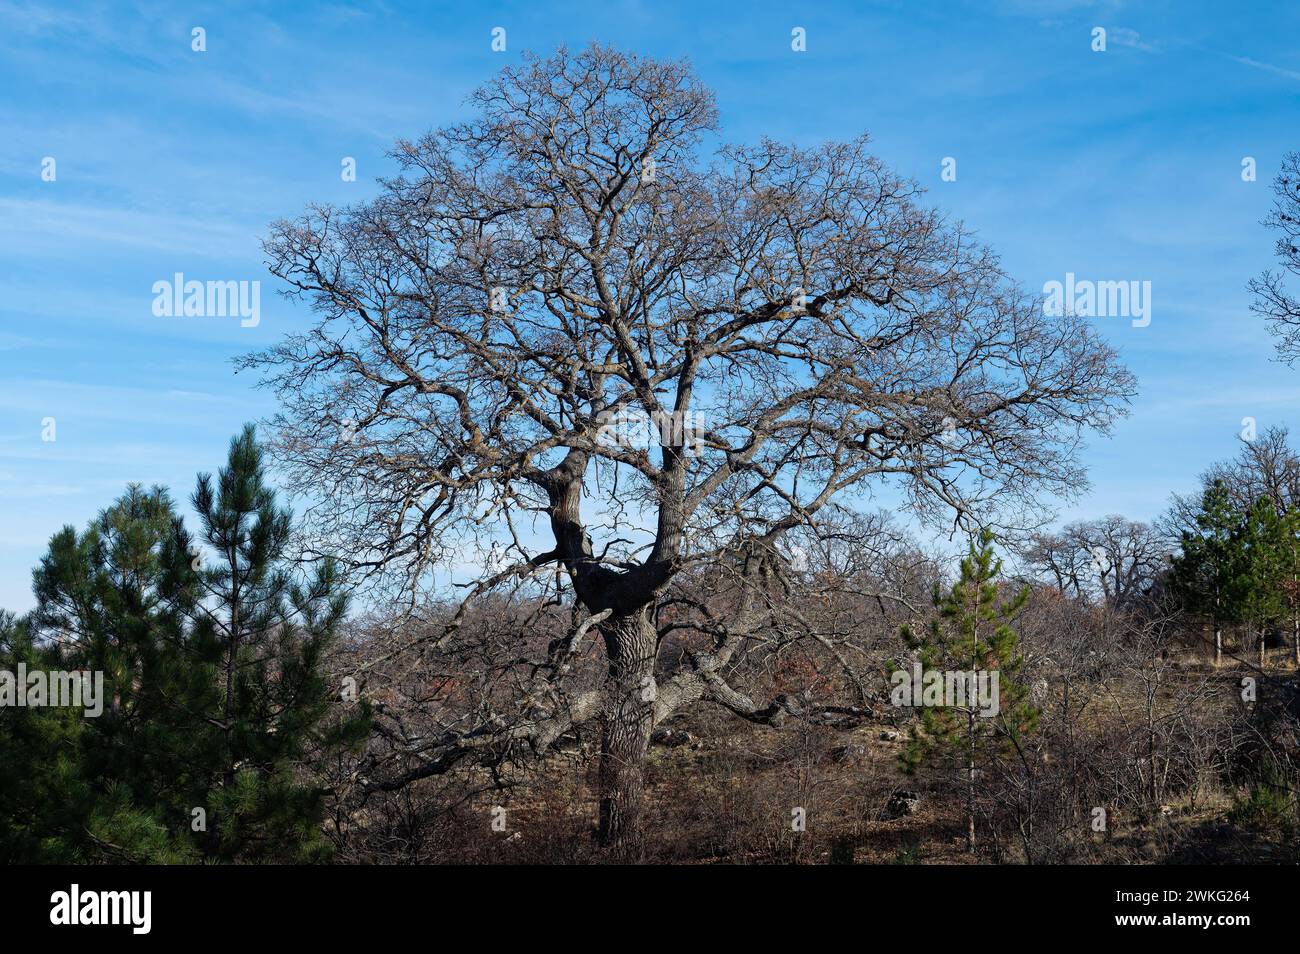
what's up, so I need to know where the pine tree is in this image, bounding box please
[1272,507,1300,668]
[167,425,370,861]
[897,531,1038,853]
[4,427,369,863]
[1234,497,1289,669]
[1171,481,1243,665]
[4,487,200,862]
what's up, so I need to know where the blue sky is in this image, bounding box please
[2,0,1299,611]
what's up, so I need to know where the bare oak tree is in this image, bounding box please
[241,45,1135,847]
[1163,426,1300,539]
[1251,152,1300,363]
[1019,516,1168,609]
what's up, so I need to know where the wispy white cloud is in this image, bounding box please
[0,331,68,351]
[998,0,1124,14]
[1109,26,1157,52]
[0,481,88,499]
[0,198,261,258]
[0,0,112,39]
[1229,55,1300,83]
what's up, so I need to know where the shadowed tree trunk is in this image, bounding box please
[543,451,672,846]
[597,607,658,848]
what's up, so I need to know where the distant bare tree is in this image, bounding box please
[1250,152,1300,363]
[1019,515,1168,608]
[241,45,1135,847]
[1162,426,1300,538]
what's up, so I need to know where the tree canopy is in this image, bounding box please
[241,44,1135,845]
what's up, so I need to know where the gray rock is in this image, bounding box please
[828,742,867,763]
[886,790,921,818]
[651,728,694,747]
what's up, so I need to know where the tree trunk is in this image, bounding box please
[966,705,976,853]
[1213,622,1222,667]
[1147,716,1158,808]
[540,451,668,852]
[967,635,977,854]
[1293,611,1298,667]
[597,606,658,852]
[1292,551,1298,668]
[223,579,240,791]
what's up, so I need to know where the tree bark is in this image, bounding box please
[1293,611,1298,667]
[967,704,976,854]
[223,571,240,791]
[596,606,658,852]
[1291,545,1298,668]
[541,450,671,852]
